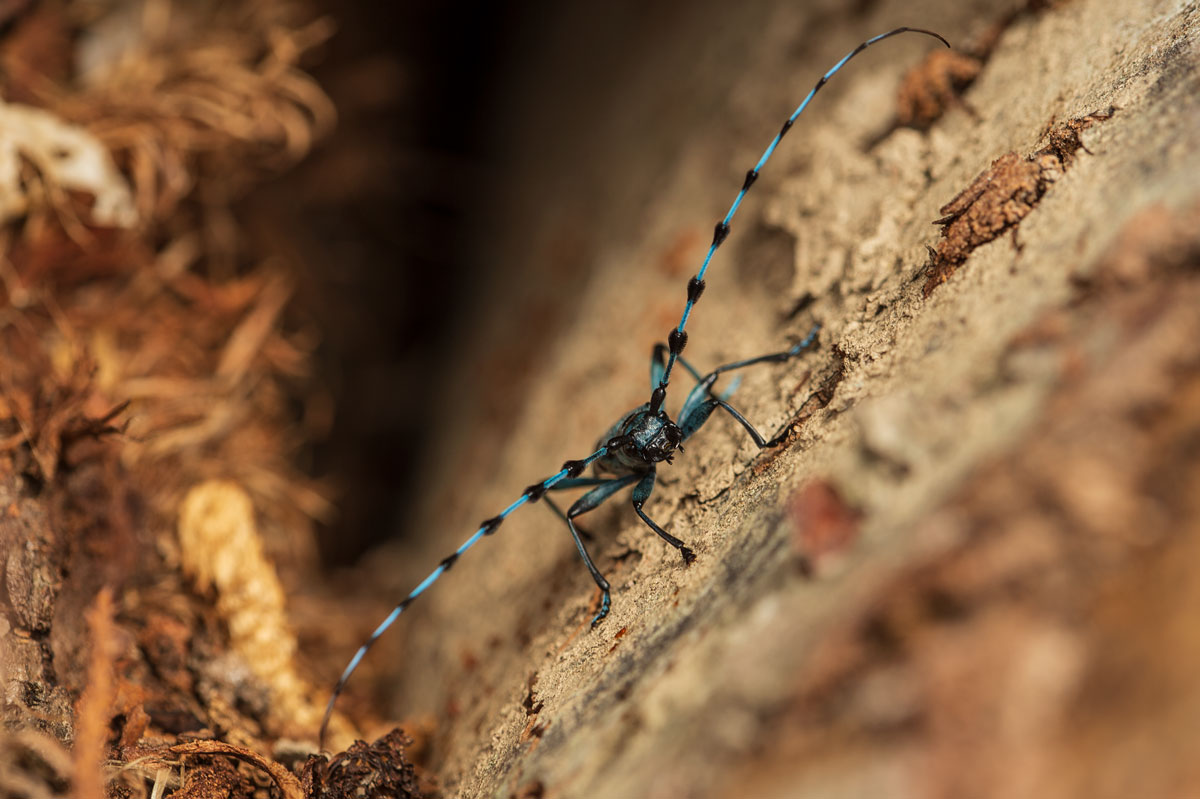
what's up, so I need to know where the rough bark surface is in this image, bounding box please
[384,0,1200,796]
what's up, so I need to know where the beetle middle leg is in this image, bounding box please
[546,474,639,626]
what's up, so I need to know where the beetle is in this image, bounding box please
[320,26,949,747]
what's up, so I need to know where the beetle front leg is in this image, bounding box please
[631,469,696,565]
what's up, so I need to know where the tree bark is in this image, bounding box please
[394,0,1200,796]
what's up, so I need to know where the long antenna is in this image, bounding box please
[319,446,610,747]
[648,26,950,415]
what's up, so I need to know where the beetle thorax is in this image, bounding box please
[622,409,683,465]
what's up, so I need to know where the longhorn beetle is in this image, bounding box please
[320,26,949,746]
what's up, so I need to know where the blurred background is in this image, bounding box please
[293,0,799,565]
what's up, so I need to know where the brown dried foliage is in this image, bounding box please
[170,740,304,799]
[895,49,982,130]
[72,587,118,799]
[301,729,423,799]
[923,108,1115,295]
[0,1,343,797]
[55,8,335,225]
[891,0,1071,131]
